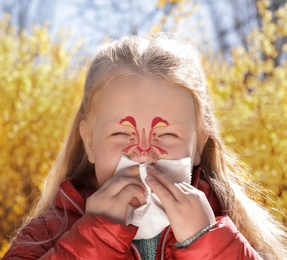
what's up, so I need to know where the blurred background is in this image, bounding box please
[0,0,286,255]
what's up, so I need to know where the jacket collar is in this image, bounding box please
[53,180,94,215]
[192,167,222,216]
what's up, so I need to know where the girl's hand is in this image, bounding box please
[146,164,216,244]
[85,165,146,225]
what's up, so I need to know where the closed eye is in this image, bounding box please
[111,132,130,136]
[158,133,178,137]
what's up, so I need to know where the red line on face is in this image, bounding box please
[120,116,169,160]
[122,144,138,155]
[145,146,168,160]
[119,116,136,128]
[152,145,168,157]
[151,117,169,129]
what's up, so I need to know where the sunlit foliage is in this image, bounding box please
[0,14,86,255]
[152,0,197,34]
[202,1,287,224]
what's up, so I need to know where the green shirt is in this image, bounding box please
[133,232,162,260]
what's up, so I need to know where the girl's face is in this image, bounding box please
[80,75,206,186]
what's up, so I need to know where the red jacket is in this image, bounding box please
[4,169,262,260]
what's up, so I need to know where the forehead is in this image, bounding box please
[91,75,196,127]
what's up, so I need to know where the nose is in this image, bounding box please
[130,128,158,163]
[138,128,148,151]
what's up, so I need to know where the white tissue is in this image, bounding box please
[114,155,192,239]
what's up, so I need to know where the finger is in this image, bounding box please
[115,165,141,178]
[178,182,195,193]
[102,176,146,197]
[147,165,183,199]
[101,165,141,189]
[129,197,141,208]
[178,183,209,206]
[117,184,146,205]
[145,175,177,207]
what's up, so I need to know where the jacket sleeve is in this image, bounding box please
[3,215,138,260]
[172,215,263,260]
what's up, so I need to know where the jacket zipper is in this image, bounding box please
[160,226,170,260]
[131,243,143,260]
[60,189,85,215]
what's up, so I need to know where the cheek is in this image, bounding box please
[93,143,124,186]
[165,143,191,159]
[157,139,192,160]
[94,154,121,186]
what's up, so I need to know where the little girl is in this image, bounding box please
[3,35,286,260]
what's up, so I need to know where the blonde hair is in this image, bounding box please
[29,35,286,259]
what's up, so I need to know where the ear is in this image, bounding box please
[79,120,95,164]
[194,130,209,166]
